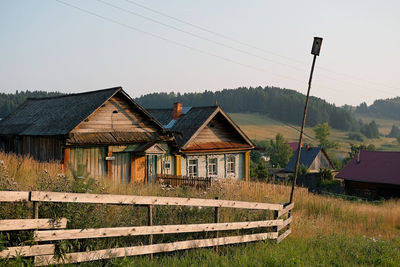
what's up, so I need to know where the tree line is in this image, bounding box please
[136,86,371,132]
[356,98,400,121]
[0,90,62,118]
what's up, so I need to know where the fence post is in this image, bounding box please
[148,204,153,259]
[273,210,279,243]
[214,196,220,253]
[32,202,39,219]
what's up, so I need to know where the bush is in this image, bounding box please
[347,132,364,142]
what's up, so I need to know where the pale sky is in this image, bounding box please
[0,0,399,106]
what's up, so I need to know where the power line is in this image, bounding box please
[54,0,304,84]
[124,0,400,94]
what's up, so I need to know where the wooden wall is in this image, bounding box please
[193,114,245,145]
[71,94,158,134]
[345,180,400,199]
[0,135,64,162]
[69,147,107,179]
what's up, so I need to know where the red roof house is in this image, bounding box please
[336,150,400,199]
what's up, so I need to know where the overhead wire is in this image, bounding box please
[123,0,400,95]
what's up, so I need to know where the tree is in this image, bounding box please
[250,158,269,180]
[388,125,400,138]
[361,120,380,139]
[344,143,376,165]
[313,123,339,151]
[267,133,293,168]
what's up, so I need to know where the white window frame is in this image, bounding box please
[208,158,218,176]
[226,156,235,176]
[164,160,171,174]
[188,159,198,177]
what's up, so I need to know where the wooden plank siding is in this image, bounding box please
[71,95,158,134]
[69,147,107,178]
[186,114,249,151]
[112,152,131,183]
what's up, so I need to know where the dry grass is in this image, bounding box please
[0,152,399,241]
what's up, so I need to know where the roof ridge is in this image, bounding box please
[26,87,122,100]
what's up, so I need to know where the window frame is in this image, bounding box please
[208,157,218,176]
[226,156,235,175]
[188,159,198,177]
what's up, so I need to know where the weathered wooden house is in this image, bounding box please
[336,150,400,199]
[284,146,335,173]
[0,87,174,183]
[148,103,254,181]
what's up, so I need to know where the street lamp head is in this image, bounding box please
[311,37,323,56]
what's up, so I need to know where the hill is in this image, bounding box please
[356,97,400,121]
[136,86,363,132]
[229,112,400,158]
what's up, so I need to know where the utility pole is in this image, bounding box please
[289,37,323,203]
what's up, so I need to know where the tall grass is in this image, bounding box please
[0,152,399,266]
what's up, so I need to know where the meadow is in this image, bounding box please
[229,112,400,158]
[0,152,399,266]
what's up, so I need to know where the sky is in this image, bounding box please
[0,0,399,106]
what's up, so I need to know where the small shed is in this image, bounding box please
[336,150,400,199]
[284,146,335,173]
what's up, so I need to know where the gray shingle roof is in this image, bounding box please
[148,106,218,147]
[0,87,165,137]
[0,87,121,135]
[284,147,322,172]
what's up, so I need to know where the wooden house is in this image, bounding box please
[0,87,174,183]
[336,150,400,199]
[284,146,335,173]
[148,103,254,181]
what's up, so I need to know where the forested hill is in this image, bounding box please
[0,91,63,118]
[356,98,400,121]
[136,86,361,131]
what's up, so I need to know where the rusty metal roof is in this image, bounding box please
[336,150,400,186]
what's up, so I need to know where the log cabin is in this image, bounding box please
[148,103,254,181]
[336,150,400,199]
[0,87,174,183]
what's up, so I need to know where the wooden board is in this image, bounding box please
[34,219,282,241]
[0,191,30,202]
[0,244,54,258]
[277,228,291,243]
[34,232,277,265]
[0,218,68,231]
[30,191,284,211]
[277,217,292,231]
[278,202,294,217]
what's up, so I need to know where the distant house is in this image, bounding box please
[148,103,254,180]
[0,87,173,183]
[336,150,400,199]
[284,146,335,173]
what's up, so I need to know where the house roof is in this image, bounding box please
[284,146,332,172]
[148,106,254,150]
[336,150,400,186]
[0,87,165,136]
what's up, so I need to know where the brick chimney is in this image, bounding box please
[172,102,183,120]
[356,151,360,163]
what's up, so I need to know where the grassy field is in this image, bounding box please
[229,112,400,158]
[0,153,399,266]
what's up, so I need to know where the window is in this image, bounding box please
[188,159,198,177]
[227,157,235,175]
[164,160,171,174]
[208,158,217,176]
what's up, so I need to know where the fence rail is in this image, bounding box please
[0,190,294,265]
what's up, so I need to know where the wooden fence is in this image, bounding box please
[0,190,294,265]
[157,174,212,189]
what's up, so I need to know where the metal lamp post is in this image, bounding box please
[289,37,323,203]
